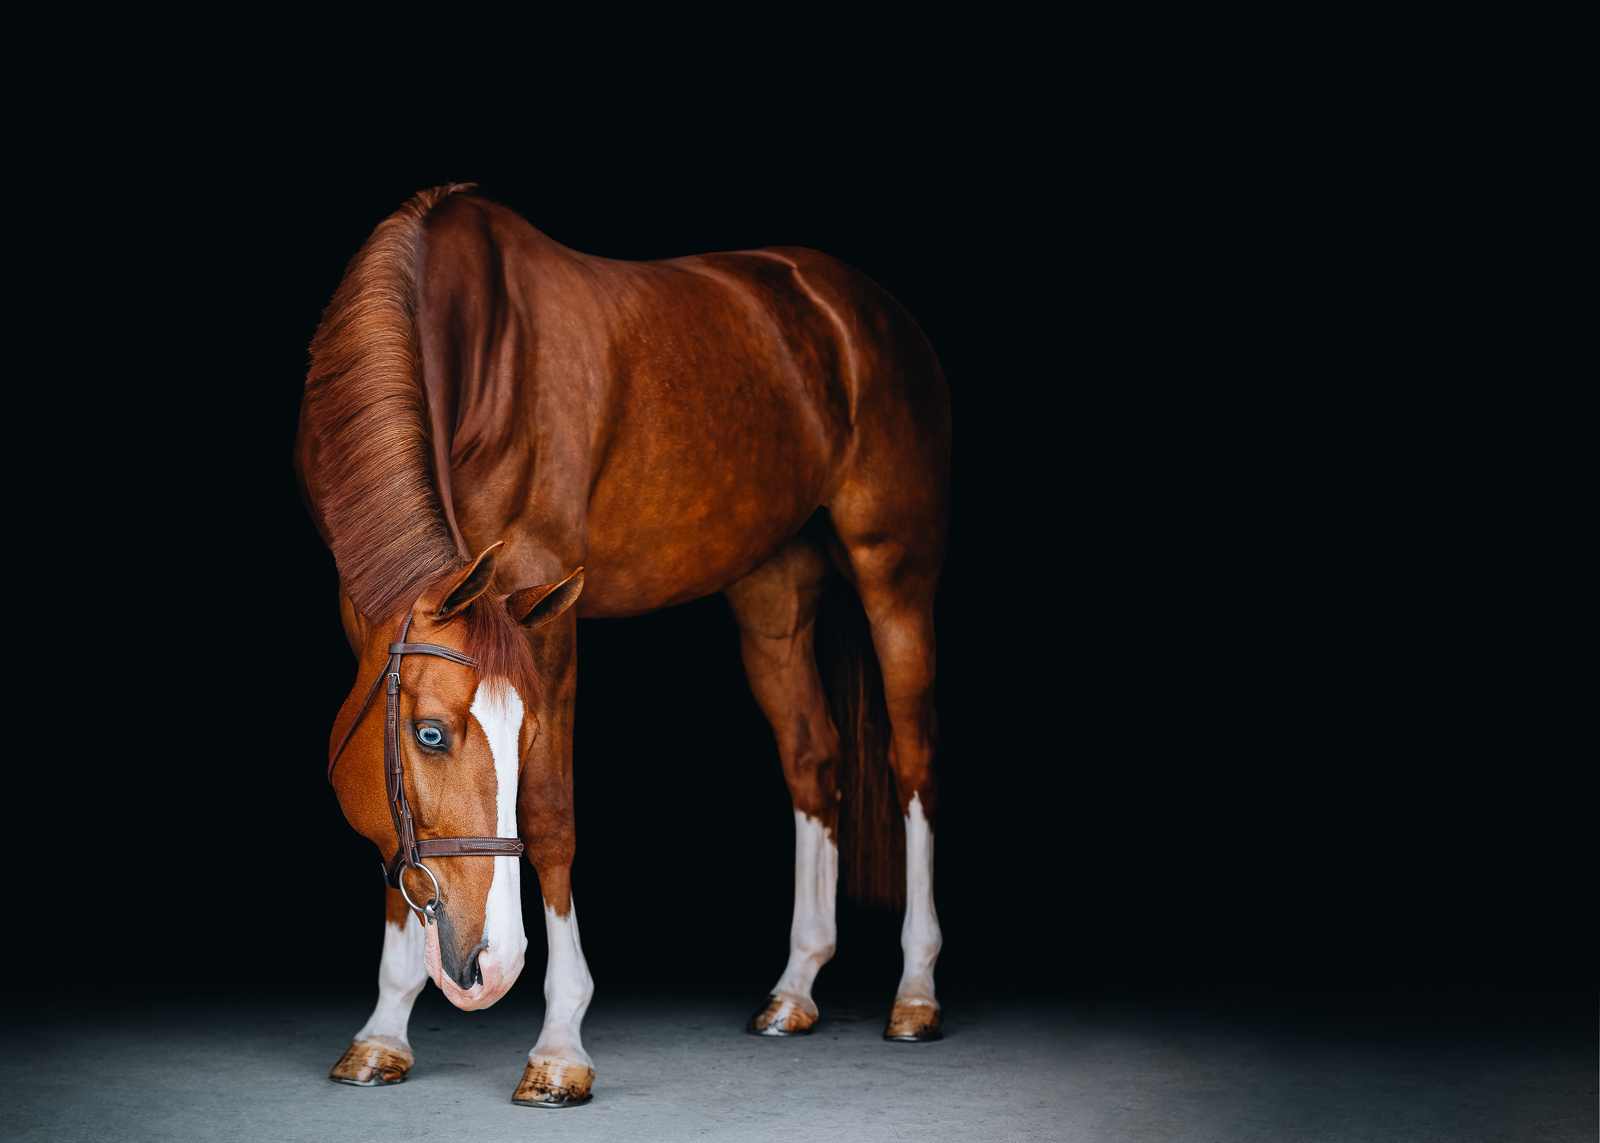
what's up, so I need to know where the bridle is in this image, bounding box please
[327,610,525,924]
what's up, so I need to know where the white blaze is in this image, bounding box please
[354,911,428,1045]
[770,810,838,1006]
[468,681,529,980]
[896,791,941,1003]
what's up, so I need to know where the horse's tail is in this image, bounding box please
[298,183,477,620]
[826,583,906,908]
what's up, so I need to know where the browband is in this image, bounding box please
[388,642,479,667]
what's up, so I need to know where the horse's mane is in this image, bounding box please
[457,590,541,708]
[302,183,540,704]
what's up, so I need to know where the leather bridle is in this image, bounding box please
[328,611,525,923]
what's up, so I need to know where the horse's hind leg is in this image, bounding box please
[330,889,428,1085]
[830,482,947,1042]
[724,535,841,1036]
[859,589,944,1041]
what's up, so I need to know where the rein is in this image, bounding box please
[327,611,525,922]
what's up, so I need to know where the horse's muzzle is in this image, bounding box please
[425,918,522,1010]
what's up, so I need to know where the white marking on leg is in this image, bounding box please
[468,682,529,987]
[354,911,428,1048]
[531,900,595,1068]
[770,809,838,1012]
[896,792,941,1004]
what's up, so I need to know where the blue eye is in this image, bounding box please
[416,726,444,748]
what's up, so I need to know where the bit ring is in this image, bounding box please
[397,860,441,924]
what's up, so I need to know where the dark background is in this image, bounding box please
[14,14,1586,1014]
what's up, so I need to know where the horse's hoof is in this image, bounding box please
[329,1038,414,1085]
[745,992,818,1036]
[884,998,943,1042]
[512,1057,594,1107]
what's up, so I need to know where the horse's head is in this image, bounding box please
[329,542,583,1010]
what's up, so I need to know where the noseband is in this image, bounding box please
[328,611,526,923]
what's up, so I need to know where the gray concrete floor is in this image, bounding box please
[1,990,1591,1142]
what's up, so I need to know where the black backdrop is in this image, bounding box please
[14,14,1586,1011]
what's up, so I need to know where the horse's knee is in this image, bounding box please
[886,738,936,816]
[781,740,840,821]
[519,785,576,864]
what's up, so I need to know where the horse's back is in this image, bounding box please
[416,193,947,612]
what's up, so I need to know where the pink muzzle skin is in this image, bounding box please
[424,923,524,1010]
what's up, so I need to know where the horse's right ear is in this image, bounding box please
[507,568,585,629]
[432,542,505,620]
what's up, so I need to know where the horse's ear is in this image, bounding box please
[434,542,505,619]
[507,568,585,629]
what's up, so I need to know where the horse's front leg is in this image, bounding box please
[512,616,596,1108]
[513,866,595,1107]
[330,888,428,1085]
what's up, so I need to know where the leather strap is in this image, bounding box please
[383,619,414,871]
[327,666,386,780]
[389,642,478,668]
[386,837,526,887]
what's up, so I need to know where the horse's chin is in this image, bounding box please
[424,921,524,1011]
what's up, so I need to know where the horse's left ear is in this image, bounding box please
[434,542,505,619]
[507,567,585,629]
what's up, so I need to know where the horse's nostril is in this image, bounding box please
[472,952,484,989]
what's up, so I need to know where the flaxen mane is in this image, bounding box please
[301,183,538,702]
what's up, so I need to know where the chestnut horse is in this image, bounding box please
[295,184,949,1107]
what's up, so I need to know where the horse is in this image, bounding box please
[295,183,950,1107]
